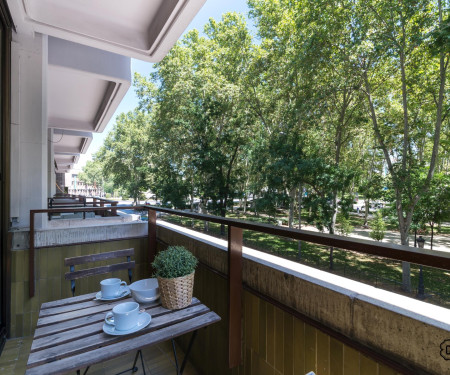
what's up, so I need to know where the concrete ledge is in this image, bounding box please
[10,221,147,250]
[157,221,450,375]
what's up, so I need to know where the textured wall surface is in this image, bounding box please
[157,224,409,375]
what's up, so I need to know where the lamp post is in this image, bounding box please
[417,236,425,299]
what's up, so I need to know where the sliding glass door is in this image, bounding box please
[0,0,12,350]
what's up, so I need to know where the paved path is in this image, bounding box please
[297,222,450,252]
[119,201,450,252]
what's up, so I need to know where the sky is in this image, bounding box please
[75,0,251,170]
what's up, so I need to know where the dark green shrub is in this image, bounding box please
[152,246,198,278]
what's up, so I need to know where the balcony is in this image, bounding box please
[3,206,450,374]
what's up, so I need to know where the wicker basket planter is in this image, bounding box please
[158,271,195,310]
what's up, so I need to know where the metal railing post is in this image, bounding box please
[228,225,243,368]
[111,202,117,216]
[29,211,35,297]
[148,209,157,268]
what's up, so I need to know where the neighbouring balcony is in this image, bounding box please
[3,206,450,375]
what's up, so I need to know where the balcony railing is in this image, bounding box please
[47,195,118,219]
[28,205,450,372]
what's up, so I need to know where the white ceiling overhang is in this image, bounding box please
[53,129,91,172]
[53,129,92,153]
[54,152,80,173]
[7,0,207,62]
[48,36,131,134]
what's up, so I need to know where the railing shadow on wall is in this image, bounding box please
[29,205,450,370]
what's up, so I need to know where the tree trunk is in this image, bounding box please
[364,199,370,227]
[288,187,296,228]
[200,198,209,232]
[297,183,303,260]
[399,218,411,292]
[190,192,195,228]
[431,224,434,250]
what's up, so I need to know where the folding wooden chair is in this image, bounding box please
[64,248,145,375]
[65,248,135,297]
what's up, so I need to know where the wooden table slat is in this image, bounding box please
[30,303,210,355]
[37,302,126,327]
[40,299,115,317]
[40,292,98,309]
[33,298,200,339]
[26,312,221,375]
[32,299,186,339]
[28,304,211,368]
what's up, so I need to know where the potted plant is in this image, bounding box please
[152,245,198,309]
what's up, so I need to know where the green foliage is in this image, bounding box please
[413,173,450,227]
[336,214,354,237]
[429,15,450,55]
[78,160,103,188]
[370,211,386,242]
[133,13,255,217]
[105,193,111,199]
[96,110,150,203]
[302,159,356,233]
[152,246,198,279]
[96,0,448,258]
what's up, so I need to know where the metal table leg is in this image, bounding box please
[171,330,198,375]
[76,350,145,375]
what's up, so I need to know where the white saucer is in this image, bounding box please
[95,286,131,301]
[103,312,151,336]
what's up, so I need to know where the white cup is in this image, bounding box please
[105,302,140,331]
[100,278,127,298]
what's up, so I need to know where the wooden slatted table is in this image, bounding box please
[26,292,221,375]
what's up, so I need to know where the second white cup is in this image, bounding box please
[100,278,127,298]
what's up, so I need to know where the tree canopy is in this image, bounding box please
[82,2,449,285]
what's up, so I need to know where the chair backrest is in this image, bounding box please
[65,248,135,296]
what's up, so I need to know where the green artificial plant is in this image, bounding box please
[152,245,198,279]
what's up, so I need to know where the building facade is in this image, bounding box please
[0,0,206,349]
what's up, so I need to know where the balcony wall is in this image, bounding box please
[9,220,450,374]
[157,222,449,375]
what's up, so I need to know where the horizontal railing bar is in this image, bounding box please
[144,206,450,271]
[30,206,136,214]
[32,205,450,271]
[91,197,118,203]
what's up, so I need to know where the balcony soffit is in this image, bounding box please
[47,37,131,134]
[9,0,207,62]
[52,129,92,155]
[54,153,78,173]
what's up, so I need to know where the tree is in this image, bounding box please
[137,13,256,226]
[302,159,355,269]
[78,159,103,192]
[353,0,449,291]
[96,110,150,204]
[413,173,450,249]
[370,211,386,242]
[337,214,354,237]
